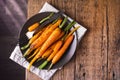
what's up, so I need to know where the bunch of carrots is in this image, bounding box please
[21,12,80,71]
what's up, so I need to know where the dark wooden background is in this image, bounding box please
[27,0,120,80]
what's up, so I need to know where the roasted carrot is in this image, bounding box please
[37,41,57,62]
[41,48,53,59]
[23,24,51,56]
[48,35,74,70]
[27,46,41,60]
[28,23,39,32]
[28,12,54,31]
[36,28,61,58]
[28,27,62,70]
[21,27,46,50]
[37,48,53,62]
[39,40,63,69]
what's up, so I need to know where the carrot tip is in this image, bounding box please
[48,63,53,71]
[28,57,37,71]
[36,58,42,62]
[21,43,30,50]
[27,56,33,60]
[23,48,31,57]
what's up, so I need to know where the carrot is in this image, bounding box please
[30,19,62,50]
[23,24,51,56]
[21,27,46,50]
[23,48,32,57]
[37,48,53,62]
[36,28,61,58]
[37,42,57,62]
[48,35,74,70]
[27,46,41,60]
[28,27,62,70]
[39,40,63,69]
[41,48,53,59]
[28,12,54,32]
[28,22,39,32]
[29,27,46,42]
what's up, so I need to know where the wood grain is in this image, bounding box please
[75,0,108,80]
[27,0,120,80]
[107,0,120,80]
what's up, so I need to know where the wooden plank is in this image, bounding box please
[75,0,107,80]
[107,0,120,80]
[61,0,76,80]
[27,0,52,18]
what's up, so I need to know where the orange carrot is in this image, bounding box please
[29,27,46,44]
[36,28,61,58]
[28,22,39,32]
[48,35,74,70]
[37,41,57,62]
[28,27,62,70]
[54,31,65,41]
[23,24,51,56]
[21,27,46,50]
[27,46,41,60]
[41,48,53,59]
[38,40,63,69]
[47,40,63,61]
[28,12,54,32]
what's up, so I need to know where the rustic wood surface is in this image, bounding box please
[26,0,120,80]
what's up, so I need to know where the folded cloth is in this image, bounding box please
[9,2,87,80]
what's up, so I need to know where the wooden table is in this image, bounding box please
[26,0,120,80]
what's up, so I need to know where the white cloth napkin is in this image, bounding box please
[9,2,87,80]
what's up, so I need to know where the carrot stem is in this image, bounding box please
[59,17,68,29]
[40,12,54,24]
[23,48,32,57]
[38,60,48,69]
[21,43,30,50]
[64,21,76,32]
[52,17,59,24]
[65,26,80,40]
